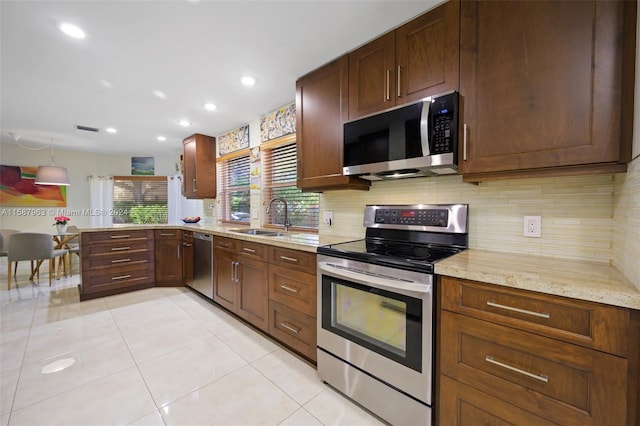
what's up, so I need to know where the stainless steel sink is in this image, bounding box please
[229,228,286,237]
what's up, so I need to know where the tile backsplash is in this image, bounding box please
[321,158,640,285]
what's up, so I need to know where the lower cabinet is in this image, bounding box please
[213,236,318,361]
[154,229,183,286]
[438,276,640,425]
[80,229,155,301]
[213,236,269,332]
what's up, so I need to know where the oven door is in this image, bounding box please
[317,255,433,404]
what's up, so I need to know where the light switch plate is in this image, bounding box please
[323,211,333,225]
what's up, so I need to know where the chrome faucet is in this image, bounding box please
[266,197,291,232]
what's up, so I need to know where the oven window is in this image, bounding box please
[321,275,422,372]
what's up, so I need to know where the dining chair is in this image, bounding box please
[64,225,81,276]
[1,229,21,275]
[6,232,68,289]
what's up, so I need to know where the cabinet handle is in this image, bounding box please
[192,178,197,192]
[280,321,300,334]
[111,258,130,264]
[242,247,256,253]
[110,235,130,239]
[177,244,181,259]
[486,300,550,319]
[485,355,549,383]
[463,123,468,161]
[183,243,192,247]
[397,65,401,98]
[111,246,130,251]
[385,69,391,101]
[233,261,239,283]
[280,255,298,263]
[280,284,299,294]
[111,274,131,281]
[160,233,175,237]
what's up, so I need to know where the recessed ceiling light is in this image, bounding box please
[177,119,192,127]
[157,136,167,142]
[105,127,117,134]
[241,76,256,86]
[59,23,86,39]
[100,80,113,88]
[153,90,167,99]
[203,103,217,111]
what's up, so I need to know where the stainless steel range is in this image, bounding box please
[317,204,468,425]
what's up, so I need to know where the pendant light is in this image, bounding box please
[35,142,70,186]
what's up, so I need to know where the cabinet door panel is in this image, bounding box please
[237,257,269,332]
[348,32,395,119]
[460,1,625,175]
[155,240,183,283]
[213,250,236,312]
[396,0,459,103]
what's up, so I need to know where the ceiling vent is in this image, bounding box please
[75,125,100,132]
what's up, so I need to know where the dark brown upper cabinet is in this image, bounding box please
[296,56,371,192]
[459,0,636,182]
[348,0,460,120]
[182,133,217,198]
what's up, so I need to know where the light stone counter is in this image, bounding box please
[435,249,640,310]
[77,223,357,254]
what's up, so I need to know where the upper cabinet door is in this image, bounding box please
[348,0,460,121]
[396,0,460,104]
[348,32,396,120]
[182,133,216,199]
[459,0,632,180]
[296,56,370,192]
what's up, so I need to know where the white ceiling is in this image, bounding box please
[1,0,442,156]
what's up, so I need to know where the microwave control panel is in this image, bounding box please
[374,208,448,227]
[429,92,458,155]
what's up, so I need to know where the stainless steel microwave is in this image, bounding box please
[343,91,459,180]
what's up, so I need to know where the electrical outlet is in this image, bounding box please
[523,216,541,238]
[323,211,333,226]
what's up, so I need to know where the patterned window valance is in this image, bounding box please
[260,102,296,142]
[218,124,250,156]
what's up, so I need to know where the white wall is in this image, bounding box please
[0,143,180,232]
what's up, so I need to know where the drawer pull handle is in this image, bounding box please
[160,233,175,237]
[242,247,256,253]
[280,321,300,334]
[486,301,550,319]
[110,235,130,239]
[280,284,299,294]
[485,355,549,383]
[111,258,131,264]
[112,274,131,281]
[111,247,130,251]
[280,256,298,263]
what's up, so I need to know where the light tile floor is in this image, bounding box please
[0,265,386,426]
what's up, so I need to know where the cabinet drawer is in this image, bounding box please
[439,376,556,426]
[213,236,237,251]
[82,229,153,243]
[440,311,627,426]
[269,264,316,316]
[154,229,182,240]
[82,250,153,270]
[269,246,316,274]
[82,263,155,293]
[269,300,317,362]
[440,277,630,356]
[82,239,154,257]
[237,240,268,261]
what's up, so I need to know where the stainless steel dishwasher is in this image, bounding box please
[189,232,213,299]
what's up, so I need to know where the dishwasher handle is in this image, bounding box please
[194,232,212,241]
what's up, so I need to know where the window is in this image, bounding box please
[218,150,251,222]
[263,135,319,230]
[112,176,168,224]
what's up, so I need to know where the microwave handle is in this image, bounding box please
[420,100,432,156]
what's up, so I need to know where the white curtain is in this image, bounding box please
[167,174,204,223]
[88,175,114,227]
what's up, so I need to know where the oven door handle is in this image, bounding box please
[318,262,432,295]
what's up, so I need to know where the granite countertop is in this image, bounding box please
[435,249,640,310]
[77,223,357,254]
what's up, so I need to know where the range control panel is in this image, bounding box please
[374,208,448,227]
